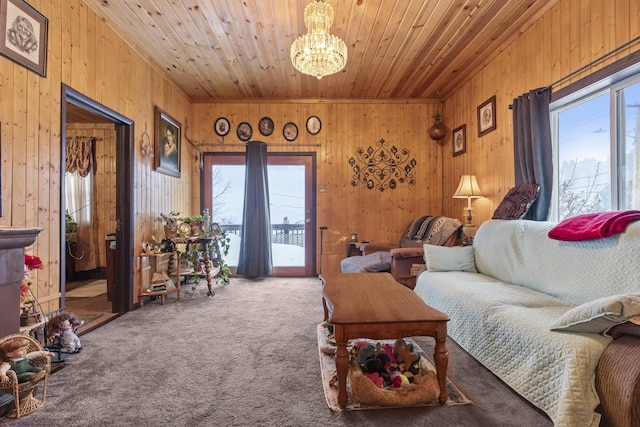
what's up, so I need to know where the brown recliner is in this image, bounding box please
[355,215,463,289]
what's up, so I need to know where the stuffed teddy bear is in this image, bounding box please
[0,337,53,383]
[393,338,420,371]
[47,312,84,353]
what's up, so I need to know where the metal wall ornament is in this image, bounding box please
[348,139,416,192]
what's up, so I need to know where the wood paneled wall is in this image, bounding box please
[441,0,640,226]
[190,101,443,273]
[1,0,639,311]
[0,0,195,312]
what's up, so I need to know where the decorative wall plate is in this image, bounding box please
[214,117,230,136]
[259,117,274,136]
[283,122,298,141]
[306,115,321,135]
[237,122,253,141]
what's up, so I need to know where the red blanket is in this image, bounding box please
[548,210,640,241]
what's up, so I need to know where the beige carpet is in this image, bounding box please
[317,323,471,411]
[65,280,107,298]
[2,277,552,427]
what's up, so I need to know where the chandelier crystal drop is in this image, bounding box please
[290,0,348,79]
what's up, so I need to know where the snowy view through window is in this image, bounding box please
[211,164,306,267]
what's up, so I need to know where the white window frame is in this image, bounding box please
[549,63,640,221]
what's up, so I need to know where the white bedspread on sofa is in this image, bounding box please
[414,220,640,427]
[415,272,609,427]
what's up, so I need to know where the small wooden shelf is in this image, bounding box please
[137,252,180,307]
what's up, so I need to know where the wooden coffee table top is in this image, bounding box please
[320,272,449,324]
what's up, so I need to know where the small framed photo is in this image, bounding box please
[0,0,48,77]
[452,124,466,157]
[214,117,230,137]
[283,122,298,141]
[154,107,181,178]
[237,122,252,141]
[306,116,321,135]
[477,95,496,137]
[258,116,274,136]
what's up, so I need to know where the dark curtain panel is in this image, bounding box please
[513,88,553,220]
[236,141,273,276]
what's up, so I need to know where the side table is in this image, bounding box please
[346,241,362,257]
[138,252,180,307]
[173,237,221,297]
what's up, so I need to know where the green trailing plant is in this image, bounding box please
[178,223,232,291]
[210,224,231,285]
[65,210,78,234]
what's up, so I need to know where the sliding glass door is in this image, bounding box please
[202,152,316,276]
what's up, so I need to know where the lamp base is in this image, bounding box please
[462,207,475,227]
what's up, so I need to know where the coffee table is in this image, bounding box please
[320,272,450,409]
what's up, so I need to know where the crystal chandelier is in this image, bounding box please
[290,0,348,79]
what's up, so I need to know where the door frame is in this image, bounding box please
[61,85,136,313]
[202,151,317,276]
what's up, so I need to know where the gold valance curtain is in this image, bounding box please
[66,136,95,177]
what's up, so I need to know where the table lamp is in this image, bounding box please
[453,175,483,227]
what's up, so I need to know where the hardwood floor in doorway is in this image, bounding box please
[65,279,118,334]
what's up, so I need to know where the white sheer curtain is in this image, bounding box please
[65,171,97,272]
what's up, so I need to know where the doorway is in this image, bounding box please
[61,85,135,331]
[202,152,316,276]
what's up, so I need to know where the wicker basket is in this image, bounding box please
[19,311,42,327]
[348,358,440,406]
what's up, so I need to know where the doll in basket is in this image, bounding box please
[47,312,84,353]
[0,337,52,383]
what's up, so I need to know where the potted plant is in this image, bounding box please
[188,215,204,236]
[65,210,78,241]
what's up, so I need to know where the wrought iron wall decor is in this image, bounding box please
[349,139,416,192]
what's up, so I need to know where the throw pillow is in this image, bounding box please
[423,244,477,273]
[492,183,541,220]
[550,293,640,334]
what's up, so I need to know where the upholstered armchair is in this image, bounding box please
[341,216,463,289]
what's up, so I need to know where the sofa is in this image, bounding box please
[413,219,640,427]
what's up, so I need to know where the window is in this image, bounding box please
[550,68,640,221]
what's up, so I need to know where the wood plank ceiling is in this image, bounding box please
[84,0,560,101]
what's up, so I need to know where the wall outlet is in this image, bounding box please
[318,184,327,193]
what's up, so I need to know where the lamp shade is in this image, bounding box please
[453,175,483,199]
